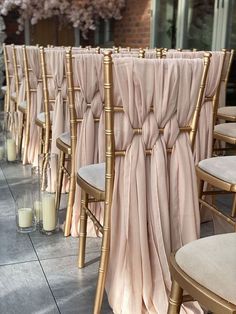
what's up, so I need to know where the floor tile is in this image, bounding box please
[0,261,59,314]
[41,253,112,314]
[0,168,15,217]
[0,216,37,266]
[30,231,101,261]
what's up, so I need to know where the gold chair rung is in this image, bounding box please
[85,206,104,234]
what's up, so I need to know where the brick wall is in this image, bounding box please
[113,0,152,48]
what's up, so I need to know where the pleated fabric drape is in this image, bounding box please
[106,57,204,314]
[166,51,225,163]
[70,54,104,237]
[25,46,43,166]
[45,49,69,155]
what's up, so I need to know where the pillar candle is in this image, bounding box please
[42,194,56,231]
[34,200,42,222]
[7,139,16,161]
[0,146,4,160]
[18,208,33,228]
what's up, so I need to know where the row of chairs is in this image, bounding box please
[2,44,236,313]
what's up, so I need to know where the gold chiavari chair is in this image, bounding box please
[55,47,79,231]
[19,46,42,165]
[212,50,236,150]
[3,44,17,113]
[195,50,236,231]
[216,49,235,122]
[77,51,210,313]
[35,47,54,155]
[11,44,19,109]
[168,233,236,314]
[2,44,10,111]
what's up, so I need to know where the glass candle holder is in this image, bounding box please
[0,112,7,161]
[15,176,36,233]
[31,166,41,226]
[6,112,20,162]
[38,153,59,235]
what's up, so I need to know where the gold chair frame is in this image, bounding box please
[2,44,11,112]
[217,49,235,122]
[35,47,52,155]
[77,51,210,313]
[168,253,236,314]
[213,49,235,148]
[55,48,79,234]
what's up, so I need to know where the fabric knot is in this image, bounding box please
[142,113,159,149]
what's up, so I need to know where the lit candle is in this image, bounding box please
[0,146,4,160]
[42,194,56,231]
[34,200,42,222]
[18,208,33,228]
[7,139,16,161]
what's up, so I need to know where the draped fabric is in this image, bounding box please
[24,46,43,166]
[45,49,69,155]
[166,51,225,163]
[15,46,26,150]
[218,51,231,109]
[70,54,104,237]
[5,45,16,113]
[106,58,204,314]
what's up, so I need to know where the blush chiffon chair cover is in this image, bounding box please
[165,51,225,163]
[44,49,69,192]
[70,54,104,237]
[104,57,204,314]
[24,46,43,166]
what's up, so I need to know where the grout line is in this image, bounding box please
[0,259,38,267]
[28,235,62,314]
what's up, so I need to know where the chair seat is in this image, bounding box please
[58,132,70,146]
[198,156,236,184]
[214,123,236,139]
[175,233,236,305]
[18,100,27,113]
[36,111,53,126]
[78,163,105,192]
[1,85,7,94]
[56,132,71,154]
[218,106,236,121]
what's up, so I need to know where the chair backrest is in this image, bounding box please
[40,46,67,154]
[218,49,234,110]
[4,44,16,112]
[164,50,226,162]
[102,52,210,313]
[22,45,42,165]
[2,43,11,112]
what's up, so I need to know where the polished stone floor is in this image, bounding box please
[0,161,112,314]
[0,161,231,314]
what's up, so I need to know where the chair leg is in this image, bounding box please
[93,225,110,313]
[64,168,76,237]
[167,280,183,314]
[198,178,204,199]
[231,193,236,217]
[78,190,88,268]
[55,150,65,212]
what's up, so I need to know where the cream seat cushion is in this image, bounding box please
[78,163,105,192]
[218,106,236,118]
[198,156,236,184]
[214,123,236,138]
[58,132,70,146]
[36,111,53,124]
[18,100,27,110]
[176,233,236,304]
